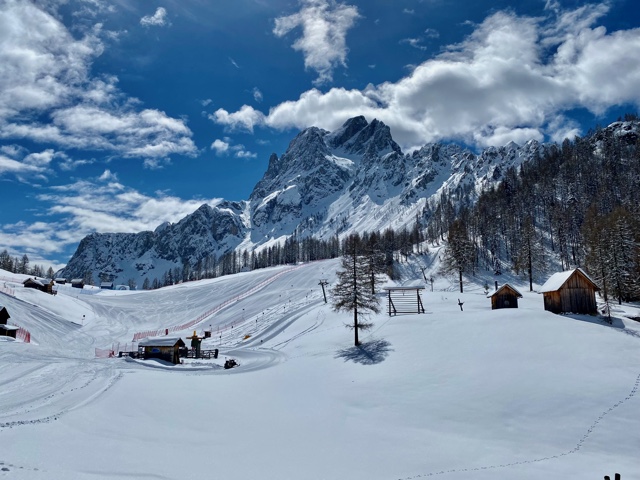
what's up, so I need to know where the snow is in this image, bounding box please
[1,260,639,480]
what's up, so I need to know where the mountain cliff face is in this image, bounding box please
[60,202,246,284]
[59,116,564,285]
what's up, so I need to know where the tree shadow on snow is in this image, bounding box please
[334,338,393,365]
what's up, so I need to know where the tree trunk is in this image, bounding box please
[459,269,463,293]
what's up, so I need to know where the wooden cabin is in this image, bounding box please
[54,278,67,285]
[138,337,186,364]
[540,268,600,314]
[23,277,47,292]
[487,283,522,309]
[71,278,85,289]
[100,282,114,290]
[0,305,17,339]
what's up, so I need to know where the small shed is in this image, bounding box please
[23,277,47,292]
[540,268,600,314]
[54,278,67,285]
[487,283,522,309]
[0,305,17,339]
[100,282,114,290]
[71,278,85,289]
[138,337,186,364]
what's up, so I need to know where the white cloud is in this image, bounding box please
[98,169,118,181]
[234,148,257,159]
[0,1,195,159]
[401,37,428,50]
[211,139,230,155]
[216,5,640,148]
[140,7,169,27]
[253,87,263,103]
[211,138,256,159]
[403,8,415,15]
[0,176,225,262]
[424,28,440,39]
[211,105,265,133]
[273,0,360,85]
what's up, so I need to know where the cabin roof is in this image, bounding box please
[23,278,44,286]
[138,337,185,347]
[71,278,84,283]
[487,283,523,298]
[540,268,599,293]
[0,324,19,331]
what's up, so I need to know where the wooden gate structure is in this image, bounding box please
[383,287,425,316]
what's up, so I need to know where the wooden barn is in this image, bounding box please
[138,337,186,364]
[0,305,18,339]
[100,282,114,290]
[54,278,67,285]
[487,283,522,310]
[71,278,85,289]
[540,268,600,314]
[23,277,47,292]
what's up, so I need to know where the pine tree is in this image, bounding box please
[332,235,380,346]
[441,218,475,293]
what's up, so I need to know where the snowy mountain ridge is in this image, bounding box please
[59,115,607,285]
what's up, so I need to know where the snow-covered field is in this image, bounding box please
[1,259,639,480]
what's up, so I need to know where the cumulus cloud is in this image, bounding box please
[215,4,640,148]
[210,105,265,133]
[273,0,360,85]
[211,138,256,159]
[211,139,230,155]
[0,1,195,159]
[140,7,169,27]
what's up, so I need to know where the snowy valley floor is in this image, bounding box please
[1,259,639,480]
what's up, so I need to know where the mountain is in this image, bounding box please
[60,202,246,284]
[59,116,556,285]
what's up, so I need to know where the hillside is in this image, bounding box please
[1,258,640,479]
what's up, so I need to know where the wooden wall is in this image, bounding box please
[543,272,597,314]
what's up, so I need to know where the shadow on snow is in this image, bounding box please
[334,338,393,365]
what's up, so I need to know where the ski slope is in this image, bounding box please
[1,258,639,480]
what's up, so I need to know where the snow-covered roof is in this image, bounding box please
[539,268,598,293]
[23,278,44,286]
[487,283,523,298]
[0,324,19,331]
[138,337,185,347]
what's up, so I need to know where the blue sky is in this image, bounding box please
[1,0,639,270]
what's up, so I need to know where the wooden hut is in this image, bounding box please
[71,278,85,289]
[0,305,17,339]
[23,277,47,292]
[54,278,67,285]
[138,337,186,364]
[487,283,522,310]
[540,268,600,314]
[100,282,114,290]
